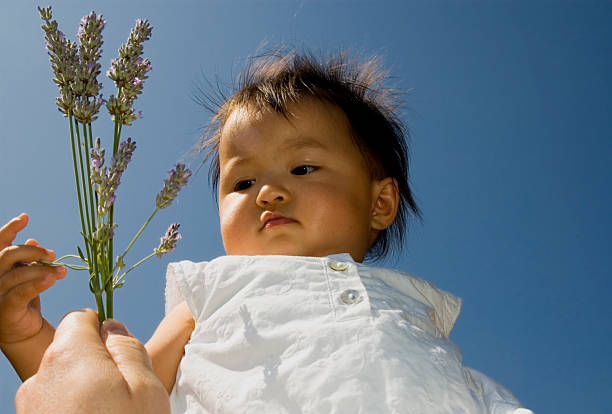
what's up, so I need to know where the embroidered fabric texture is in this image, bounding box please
[165,254,531,414]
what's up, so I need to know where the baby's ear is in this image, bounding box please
[370,177,399,231]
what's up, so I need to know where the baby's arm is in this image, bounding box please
[1,319,55,381]
[146,300,195,394]
[0,214,65,381]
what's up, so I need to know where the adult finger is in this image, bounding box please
[50,309,106,354]
[0,213,28,250]
[0,245,55,276]
[16,310,109,414]
[0,265,66,295]
[101,320,157,384]
[102,321,170,413]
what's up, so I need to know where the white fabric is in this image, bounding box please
[165,254,532,414]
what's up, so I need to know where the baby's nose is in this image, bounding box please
[256,184,291,206]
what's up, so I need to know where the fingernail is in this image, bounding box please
[101,319,132,340]
[45,249,56,260]
[57,266,67,277]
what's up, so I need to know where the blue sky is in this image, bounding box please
[1,1,611,412]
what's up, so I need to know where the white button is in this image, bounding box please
[329,261,349,271]
[340,289,362,305]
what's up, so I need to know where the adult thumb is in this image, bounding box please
[100,319,157,385]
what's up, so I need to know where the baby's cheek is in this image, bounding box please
[219,202,238,236]
[219,204,252,252]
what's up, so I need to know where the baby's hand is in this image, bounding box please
[0,214,66,345]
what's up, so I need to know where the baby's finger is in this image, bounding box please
[0,245,55,276]
[4,275,58,309]
[0,214,29,251]
[24,239,39,247]
[0,265,66,295]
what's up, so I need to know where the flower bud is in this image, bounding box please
[155,164,192,209]
[154,223,181,258]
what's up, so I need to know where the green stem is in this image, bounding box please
[83,123,97,239]
[75,122,93,240]
[94,293,105,322]
[74,119,105,319]
[84,123,111,318]
[36,258,88,270]
[106,290,113,319]
[107,109,124,321]
[70,116,103,319]
[87,124,98,208]
[116,208,159,272]
[114,251,156,287]
[68,115,90,261]
[112,87,122,154]
[56,263,90,271]
[54,254,87,263]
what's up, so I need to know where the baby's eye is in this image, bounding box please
[234,179,255,191]
[291,165,318,176]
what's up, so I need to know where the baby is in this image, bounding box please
[0,50,532,413]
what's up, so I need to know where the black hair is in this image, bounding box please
[195,48,421,260]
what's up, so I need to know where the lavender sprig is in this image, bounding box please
[91,138,136,216]
[114,163,191,267]
[156,164,192,209]
[154,223,181,258]
[106,18,153,125]
[38,7,187,322]
[113,223,182,289]
[93,223,118,243]
[75,12,104,96]
[72,12,105,123]
[38,6,79,116]
[90,137,105,185]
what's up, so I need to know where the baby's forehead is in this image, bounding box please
[220,98,350,140]
[217,99,364,167]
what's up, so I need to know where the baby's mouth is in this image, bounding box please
[260,211,297,230]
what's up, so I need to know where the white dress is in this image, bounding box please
[165,254,532,414]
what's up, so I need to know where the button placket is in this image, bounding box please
[340,289,362,305]
[329,260,349,271]
[326,259,367,312]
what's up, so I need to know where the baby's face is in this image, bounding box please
[217,99,381,262]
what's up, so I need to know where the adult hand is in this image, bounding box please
[16,309,170,414]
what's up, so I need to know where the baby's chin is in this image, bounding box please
[225,247,359,260]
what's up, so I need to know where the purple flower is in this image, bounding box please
[75,11,105,100]
[38,6,80,115]
[92,138,137,216]
[105,17,153,125]
[73,94,104,123]
[93,223,117,243]
[155,164,191,209]
[111,138,137,177]
[90,138,105,187]
[154,223,181,258]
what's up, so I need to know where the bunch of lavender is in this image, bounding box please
[38,6,191,321]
